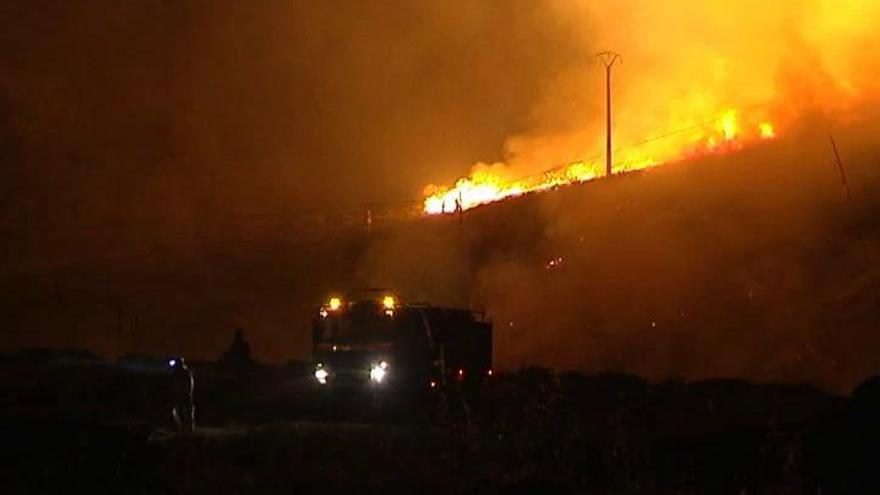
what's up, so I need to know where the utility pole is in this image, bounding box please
[457,190,465,307]
[597,51,621,177]
[829,135,851,201]
[829,134,880,323]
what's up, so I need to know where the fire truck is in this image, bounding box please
[311,288,492,396]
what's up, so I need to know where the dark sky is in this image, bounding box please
[0,0,584,271]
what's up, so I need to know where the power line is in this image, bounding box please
[229,94,787,230]
[244,96,783,223]
[524,97,781,185]
[617,99,778,150]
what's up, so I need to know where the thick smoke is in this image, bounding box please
[433,0,880,181]
[476,115,880,393]
[0,0,582,360]
[368,1,880,392]
[2,0,879,391]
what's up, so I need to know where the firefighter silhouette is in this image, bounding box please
[169,357,194,432]
[220,328,253,367]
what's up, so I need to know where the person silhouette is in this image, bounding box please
[169,357,194,432]
[220,328,253,367]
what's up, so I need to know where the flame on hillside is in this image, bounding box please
[420,0,880,215]
[423,109,776,215]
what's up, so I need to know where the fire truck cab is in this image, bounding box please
[311,288,492,394]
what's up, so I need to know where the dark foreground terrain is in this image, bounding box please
[4,356,880,493]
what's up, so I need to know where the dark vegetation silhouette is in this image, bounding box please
[3,351,877,493]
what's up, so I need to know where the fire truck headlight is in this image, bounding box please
[314,366,329,385]
[370,362,388,383]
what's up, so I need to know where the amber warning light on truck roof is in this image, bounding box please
[382,295,396,310]
[328,297,342,311]
[319,296,344,318]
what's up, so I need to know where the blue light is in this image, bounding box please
[169,359,176,367]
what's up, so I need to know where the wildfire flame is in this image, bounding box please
[420,0,878,216]
[423,108,777,215]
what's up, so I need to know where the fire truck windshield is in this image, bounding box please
[315,301,396,344]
